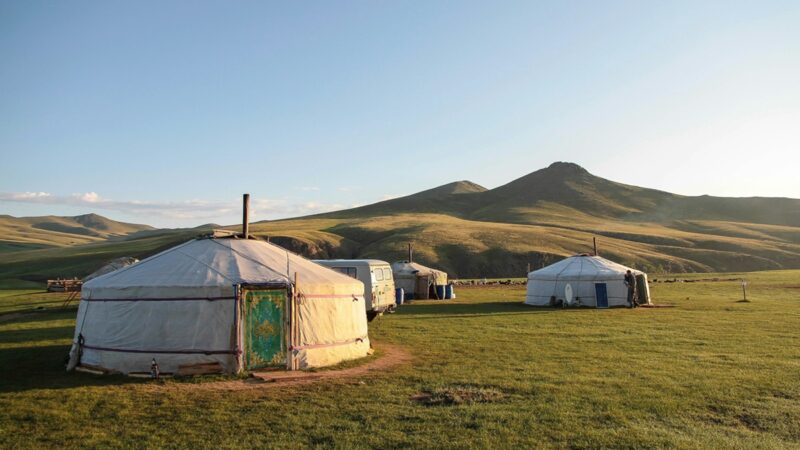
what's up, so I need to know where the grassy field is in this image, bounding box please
[1,271,799,448]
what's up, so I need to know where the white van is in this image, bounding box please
[313,259,396,321]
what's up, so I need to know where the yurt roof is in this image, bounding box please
[529,255,642,281]
[390,260,447,276]
[83,238,363,297]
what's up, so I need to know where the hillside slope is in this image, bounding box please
[324,162,800,227]
[2,162,799,282]
[0,214,154,252]
[0,226,213,284]
[265,162,800,276]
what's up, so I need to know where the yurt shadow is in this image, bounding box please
[0,325,75,345]
[395,301,553,318]
[0,345,148,394]
[0,307,77,326]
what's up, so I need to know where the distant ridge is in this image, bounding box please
[2,162,800,281]
[427,180,487,196]
[0,214,154,251]
[320,161,800,227]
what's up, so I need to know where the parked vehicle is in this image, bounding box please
[313,259,396,320]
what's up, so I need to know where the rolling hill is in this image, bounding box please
[256,162,800,276]
[0,213,154,252]
[1,162,799,284]
[330,162,800,227]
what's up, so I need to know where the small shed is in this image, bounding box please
[391,261,448,300]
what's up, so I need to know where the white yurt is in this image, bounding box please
[390,261,448,300]
[525,254,650,308]
[83,256,139,282]
[67,237,370,376]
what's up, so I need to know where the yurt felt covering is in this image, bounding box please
[68,238,370,375]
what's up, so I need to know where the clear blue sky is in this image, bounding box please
[1,1,798,227]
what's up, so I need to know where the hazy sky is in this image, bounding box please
[1,1,799,227]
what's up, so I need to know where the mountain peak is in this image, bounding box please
[438,180,488,195]
[71,213,154,231]
[545,161,589,174]
[405,180,487,199]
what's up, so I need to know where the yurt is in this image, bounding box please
[67,237,370,376]
[525,255,650,308]
[83,256,139,282]
[391,261,448,300]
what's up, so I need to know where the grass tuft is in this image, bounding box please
[414,385,505,406]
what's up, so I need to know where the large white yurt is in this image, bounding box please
[67,237,370,375]
[390,261,448,300]
[525,255,650,308]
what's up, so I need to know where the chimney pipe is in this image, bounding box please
[593,237,597,256]
[408,243,413,263]
[242,193,250,239]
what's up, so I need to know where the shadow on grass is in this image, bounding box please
[0,290,50,298]
[393,301,627,320]
[0,326,75,344]
[0,307,151,393]
[3,299,76,309]
[0,308,77,325]
[0,344,148,393]
[395,301,560,318]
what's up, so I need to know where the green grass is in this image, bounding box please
[1,271,799,448]
[0,290,78,314]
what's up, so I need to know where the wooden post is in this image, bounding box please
[242,193,250,239]
[408,243,413,263]
[235,286,242,373]
[742,279,747,301]
[292,272,299,370]
[527,262,531,275]
[285,284,291,371]
[593,237,598,256]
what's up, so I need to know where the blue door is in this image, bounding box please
[595,283,609,308]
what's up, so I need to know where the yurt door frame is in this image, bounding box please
[237,284,289,371]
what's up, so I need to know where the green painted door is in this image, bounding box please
[243,289,286,369]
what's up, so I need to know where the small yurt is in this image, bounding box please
[525,254,650,308]
[67,237,370,376]
[83,256,139,282]
[391,261,448,300]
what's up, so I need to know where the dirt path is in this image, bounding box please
[151,343,412,392]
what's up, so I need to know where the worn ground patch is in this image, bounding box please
[141,343,412,393]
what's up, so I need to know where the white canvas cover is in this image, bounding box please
[525,255,646,308]
[390,261,448,296]
[68,238,370,375]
